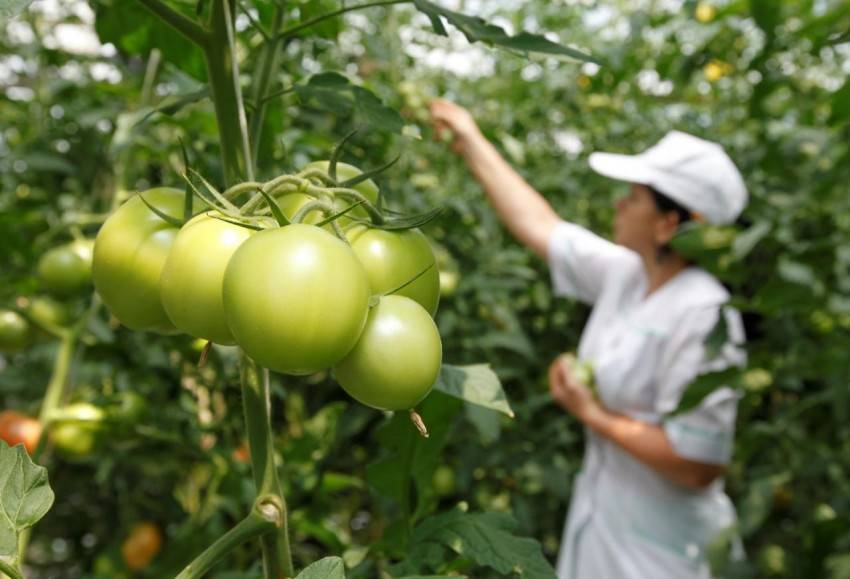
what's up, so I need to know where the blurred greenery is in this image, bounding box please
[1,0,849,577]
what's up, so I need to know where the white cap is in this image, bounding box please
[588,131,747,225]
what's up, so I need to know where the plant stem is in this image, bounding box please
[241,355,294,578]
[204,0,250,186]
[249,5,286,172]
[278,0,410,39]
[136,0,209,46]
[0,559,23,579]
[174,500,280,579]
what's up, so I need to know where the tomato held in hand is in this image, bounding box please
[93,188,190,333]
[121,521,163,571]
[0,410,42,454]
[333,295,442,411]
[223,223,370,375]
[346,225,440,315]
[0,309,32,352]
[37,239,94,296]
[160,213,253,344]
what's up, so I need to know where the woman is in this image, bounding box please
[429,99,748,579]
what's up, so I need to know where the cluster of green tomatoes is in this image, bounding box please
[91,161,443,413]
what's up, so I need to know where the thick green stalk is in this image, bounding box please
[205,0,251,186]
[0,559,24,579]
[175,501,279,579]
[249,6,286,171]
[241,356,294,578]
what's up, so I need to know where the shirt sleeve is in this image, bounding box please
[656,305,747,466]
[546,220,637,305]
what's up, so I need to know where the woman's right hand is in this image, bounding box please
[429,99,480,153]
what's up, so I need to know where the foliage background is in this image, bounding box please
[1,0,850,577]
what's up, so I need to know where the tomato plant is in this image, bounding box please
[333,295,442,410]
[223,223,371,375]
[160,212,253,344]
[92,188,190,333]
[346,225,440,315]
[277,161,379,225]
[0,309,32,352]
[37,239,94,296]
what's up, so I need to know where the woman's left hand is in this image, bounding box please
[548,355,605,426]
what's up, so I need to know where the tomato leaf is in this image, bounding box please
[392,508,557,578]
[295,556,345,578]
[667,367,743,417]
[132,87,210,128]
[435,364,514,418]
[295,73,405,134]
[412,0,598,63]
[0,442,55,558]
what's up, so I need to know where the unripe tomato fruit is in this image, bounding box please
[346,225,440,315]
[49,402,106,458]
[27,296,71,329]
[36,239,94,296]
[0,411,42,454]
[277,161,379,226]
[160,213,253,344]
[0,309,32,352]
[121,521,163,571]
[432,464,457,496]
[93,188,191,333]
[333,295,441,410]
[223,224,370,375]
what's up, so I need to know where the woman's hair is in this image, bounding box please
[647,186,691,261]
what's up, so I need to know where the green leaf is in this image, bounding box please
[315,200,366,227]
[295,73,405,134]
[732,221,771,260]
[366,392,463,524]
[295,556,345,578]
[668,367,742,417]
[402,508,557,578]
[704,309,729,361]
[0,0,33,23]
[0,442,55,558]
[412,0,597,63]
[739,473,790,537]
[749,0,781,39]
[133,87,210,127]
[435,364,514,418]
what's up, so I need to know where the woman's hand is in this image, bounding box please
[548,355,605,427]
[429,99,481,153]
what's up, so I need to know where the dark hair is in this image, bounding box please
[648,186,692,226]
[647,186,691,261]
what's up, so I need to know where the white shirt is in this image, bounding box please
[547,221,746,579]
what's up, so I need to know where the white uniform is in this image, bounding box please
[548,221,746,579]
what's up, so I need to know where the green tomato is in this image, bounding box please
[432,464,457,496]
[28,296,71,329]
[0,309,31,352]
[37,239,94,296]
[333,295,442,410]
[277,161,379,226]
[93,188,190,333]
[50,402,106,459]
[346,225,440,315]
[160,213,253,344]
[223,223,370,375]
[107,391,148,426]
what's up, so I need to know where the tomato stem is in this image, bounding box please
[240,355,294,577]
[0,559,23,579]
[248,4,286,173]
[174,500,279,579]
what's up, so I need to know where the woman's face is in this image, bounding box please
[613,183,677,255]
